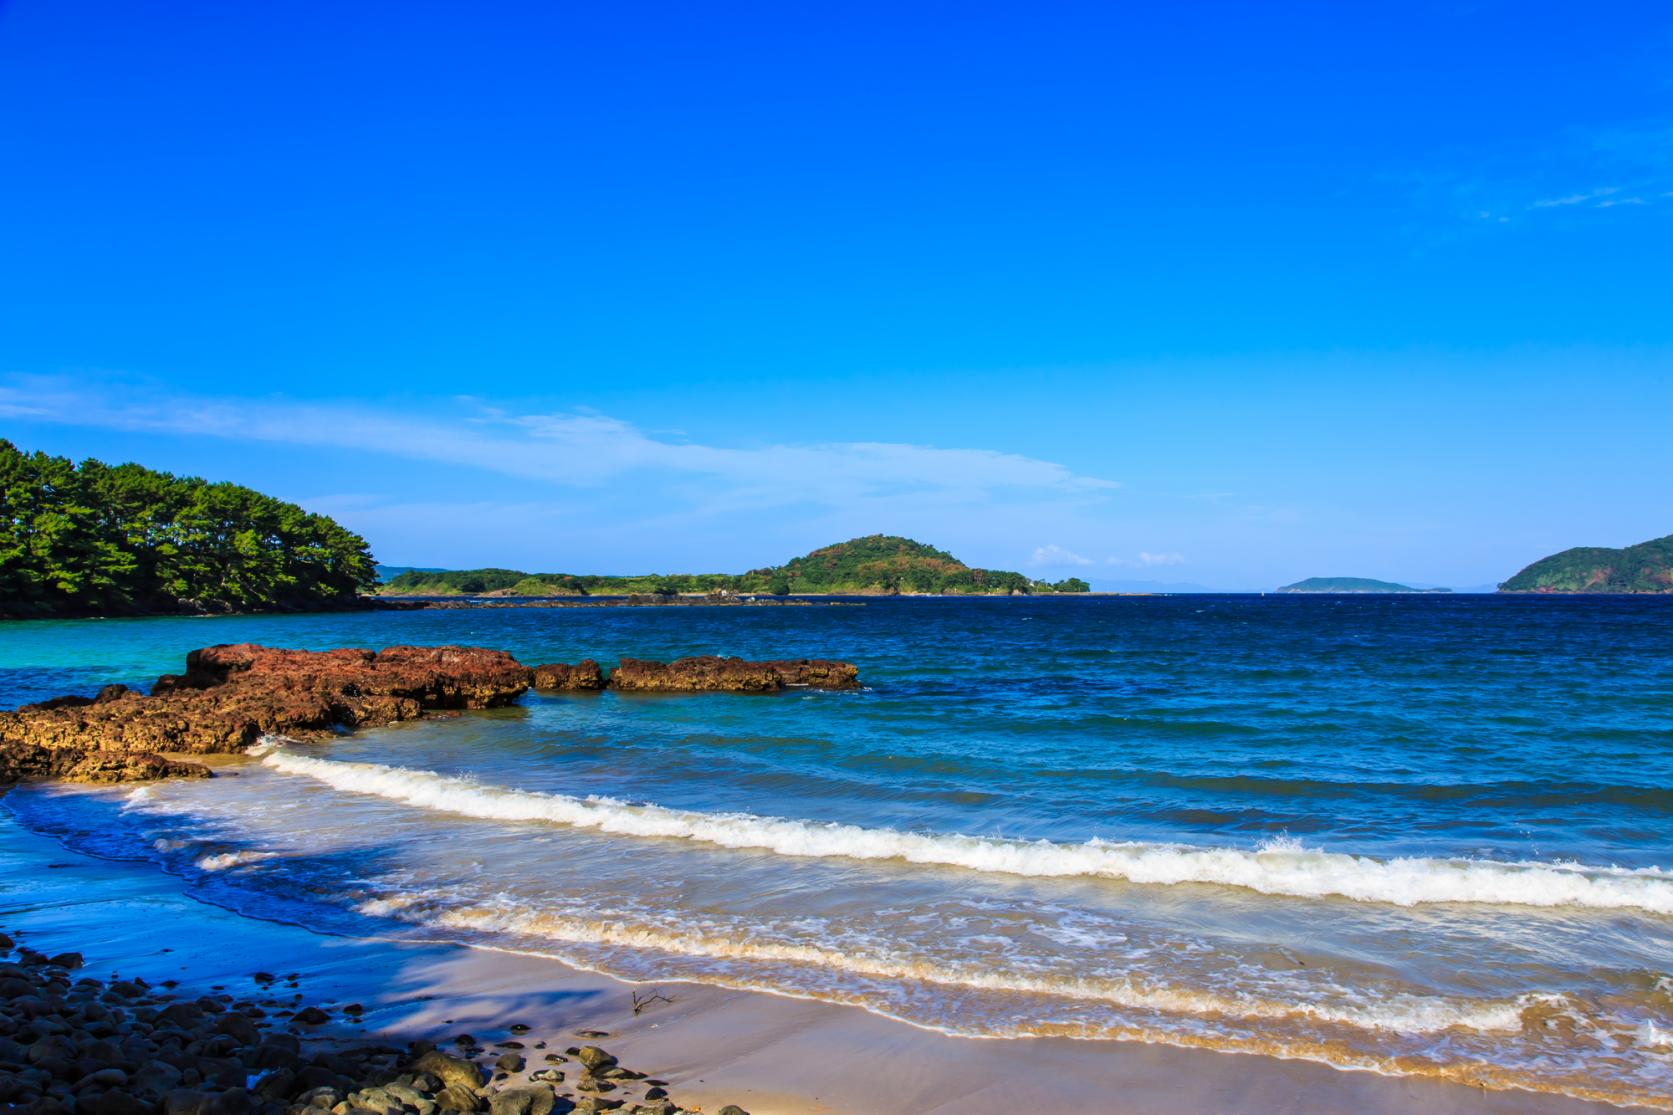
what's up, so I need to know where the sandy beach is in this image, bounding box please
[2,806,1635,1115]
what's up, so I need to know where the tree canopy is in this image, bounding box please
[0,439,377,617]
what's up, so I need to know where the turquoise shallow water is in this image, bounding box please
[4,597,1672,1106]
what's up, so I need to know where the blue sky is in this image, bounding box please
[2,1,1670,589]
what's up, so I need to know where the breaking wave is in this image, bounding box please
[260,745,1673,915]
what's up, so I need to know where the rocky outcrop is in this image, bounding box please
[0,743,210,785]
[604,657,860,693]
[0,644,533,785]
[530,661,606,691]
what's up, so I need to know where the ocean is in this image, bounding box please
[3,596,1671,1108]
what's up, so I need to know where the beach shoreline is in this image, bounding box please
[0,807,1639,1115]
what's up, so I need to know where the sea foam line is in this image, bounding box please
[259,745,1673,915]
[354,893,1539,1036]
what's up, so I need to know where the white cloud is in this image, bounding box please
[0,374,1118,515]
[1031,544,1093,567]
[1107,551,1184,567]
[1529,186,1621,209]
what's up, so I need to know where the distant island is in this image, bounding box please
[0,439,376,618]
[1499,533,1673,593]
[381,534,1092,597]
[1276,577,1450,594]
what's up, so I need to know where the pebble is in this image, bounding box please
[0,924,739,1115]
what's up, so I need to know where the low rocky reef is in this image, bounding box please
[530,657,861,694]
[0,927,743,1115]
[1,648,860,786]
[0,645,531,786]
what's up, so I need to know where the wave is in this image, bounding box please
[195,850,279,871]
[259,745,1673,915]
[357,892,1539,1036]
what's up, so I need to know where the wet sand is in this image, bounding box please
[0,811,1636,1115]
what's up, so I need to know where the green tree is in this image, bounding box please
[0,439,377,618]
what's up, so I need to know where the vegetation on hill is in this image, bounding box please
[381,535,1091,597]
[1276,577,1449,594]
[773,535,1035,594]
[1499,534,1673,593]
[374,564,447,583]
[0,439,377,617]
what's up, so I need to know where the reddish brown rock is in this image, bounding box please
[0,644,533,784]
[530,660,606,691]
[607,656,860,693]
[0,741,209,784]
[770,659,863,689]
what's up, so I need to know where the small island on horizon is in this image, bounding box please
[1276,577,1451,594]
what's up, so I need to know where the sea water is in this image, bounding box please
[3,596,1671,1106]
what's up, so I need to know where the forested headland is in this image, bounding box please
[380,534,1092,597]
[1,439,377,617]
[1499,534,1673,593]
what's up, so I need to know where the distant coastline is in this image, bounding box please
[375,534,1092,598]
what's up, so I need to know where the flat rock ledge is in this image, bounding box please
[0,645,532,786]
[0,926,744,1115]
[1,647,861,785]
[532,656,860,694]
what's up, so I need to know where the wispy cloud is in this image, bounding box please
[1031,544,1093,567]
[1402,117,1673,226]
[0,373,1118,515]
[1108,551,1185,568]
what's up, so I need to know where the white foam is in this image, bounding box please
[1637,1020,1673,1051]
[259,745,1673,915]
[195,850,278,872]
[360,892,1534,1035]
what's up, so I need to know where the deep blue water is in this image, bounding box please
[4,596,1672,1105]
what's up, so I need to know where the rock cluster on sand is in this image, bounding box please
[0,645,532,786]
[533,657,860,694]
[0,928,746,1115]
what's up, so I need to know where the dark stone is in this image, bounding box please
[249,1044,301,1073]
[489,1087,554,1115]
[409,1051,483,1092]
[433,1083,483,1113]
[155,1004,206,1030]
[288,1066,353,1096]
[206,1086,257,1115]
[572,1048,614,1073]
[162,1088,213,1115]
[80,1089,151,1115]
[253,1067,294,1100]
[214,1014,260,1047]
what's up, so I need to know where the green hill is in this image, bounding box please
[381,535,1088,597]
[1276,577,1448,594]
[1499,534,1673,594]
[773,535,1033,594]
